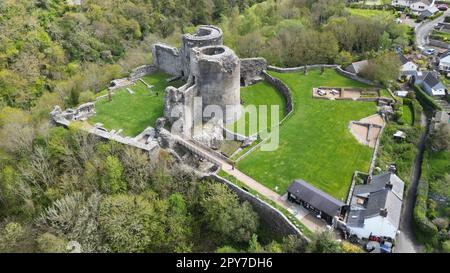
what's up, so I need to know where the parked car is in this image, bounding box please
[438,4,448,11]
[425,48,436,55]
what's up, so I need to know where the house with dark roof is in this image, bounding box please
[414,70,447,96]
[398,53,418,77]
[345,60,369,75]
[346,173,405,240]
[287,179,346,224]
[438,50,450,74]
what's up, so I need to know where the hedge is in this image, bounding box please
[403,98,423,126]
[413,84,442,111]
[413,178,439,243]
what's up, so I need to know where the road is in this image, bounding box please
[416,9,450,47]
[395,114,430,253]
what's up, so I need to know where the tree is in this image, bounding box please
[335,51,353,68]
[36,233,68,253]
[0,222,26,252]
[247,234,265,253]
[280,235,306,253]
[360,52,401,86]
[199,182,259,244]
[308,231,342,253]
[100,155,126,194]
[430,124,450,152]
[98,194,165,252]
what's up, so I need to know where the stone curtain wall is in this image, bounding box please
[210,174,309,241]
[128,65,158,82]
[268,64,339,73]
[240,58,267,86]
[262,71,294,116]
[267,64,379,87]
[152,43,182,76]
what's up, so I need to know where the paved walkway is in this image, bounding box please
[176,136,326,233]
[221,163,326,233]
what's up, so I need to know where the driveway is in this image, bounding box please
[416,10,450,47]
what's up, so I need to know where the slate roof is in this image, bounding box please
[422,71,446,90]
[347,173,405,229]
[345,60,369,74]
[287,179,345,217]
[398,53,409,65]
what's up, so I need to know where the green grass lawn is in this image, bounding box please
[402,104,414,126]
[347,8,395,19]
[426,150,450,201]
[89,72,183,136]
[227,81,286,136]
[237,69,378,200]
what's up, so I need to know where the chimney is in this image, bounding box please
[386,181,393,190]
[380,208,388,217]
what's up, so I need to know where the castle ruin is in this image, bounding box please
[153,25,267,149]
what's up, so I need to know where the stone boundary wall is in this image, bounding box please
[268,64,339,73]
[128,65,158,82]
[262,71,294,115]
[222,126,255,141]
[186,138,234,165]
[267,64,379,87]
[368,124,385,175]
[210,174,308,241]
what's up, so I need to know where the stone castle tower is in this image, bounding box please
[152,26,241,146]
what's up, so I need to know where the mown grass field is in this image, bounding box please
[227,81,286,136]
[237,69,378,200]
[402,104,414,126]
[89,72,183,136]
[347,8,395,19]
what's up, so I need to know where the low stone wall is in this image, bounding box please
[262,71,293,115]
[267,64,379,87]
[335,67,379,86]
[240,58,267,86]
[210,174,308,241]
[267,64,339,73]
[128,65,158,82]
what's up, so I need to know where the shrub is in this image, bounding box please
[413,179,439,243]
[412,85,441,111]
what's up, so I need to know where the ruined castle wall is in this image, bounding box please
[128,65,158,82]
[152,43,182,76]
[181,26,223,79]
[240,58,267,86]
[192,46,241,124]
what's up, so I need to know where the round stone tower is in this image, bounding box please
[181,25,223,80]
[191,45,241,124]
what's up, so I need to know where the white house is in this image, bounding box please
[438,51,450,73]
[411,0,433,15]
[415,71,447,96]
[391,0,418,7]
[346,173,405,240]
[398,53,418,77]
